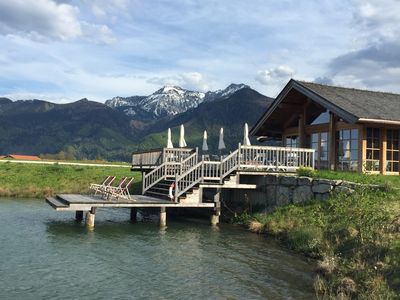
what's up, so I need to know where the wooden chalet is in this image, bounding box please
[250,79,400,175]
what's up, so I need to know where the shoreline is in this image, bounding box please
[234,186,400,299]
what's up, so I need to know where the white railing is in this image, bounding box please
[174,161,204,201]
[220,149,239,182]
[142,162,180,193]
[239,145,315,171]
[180,148,199,173]
[202,161,221,180]
[132,148,194,167]
[141,145,315,199]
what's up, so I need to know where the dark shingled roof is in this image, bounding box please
[297,81,400,122]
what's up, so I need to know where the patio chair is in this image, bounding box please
[89,176,116,196]
[98,176,127,198]
[105,177,135,201]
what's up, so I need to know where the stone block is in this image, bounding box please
[275,186,291,206]
[265,174,279,185]
[315,193,330,201]
[334,185,354,195]
[292,185,313,203]
[331,180,343,186]
[280,175,297,186]
[342,181,361,190]
[314,179,336,185]
[312,183,333,194]
[297,176,313,186]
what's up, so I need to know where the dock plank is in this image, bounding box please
[48,194,215,211]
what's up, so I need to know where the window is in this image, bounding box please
[366,128,381,171]
[285,136,298,148]
[386,129,399,172]
[309,132,329,169]
[311,111,329,125]
[337,129,358,171]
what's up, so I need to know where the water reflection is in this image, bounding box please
[0,199,316,299]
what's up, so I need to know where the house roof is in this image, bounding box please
[4,154,41,161]
[250,79,400,136]
[297,80,400,122]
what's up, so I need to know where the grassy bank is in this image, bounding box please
[0,162,140,198]
[235,178,400,298]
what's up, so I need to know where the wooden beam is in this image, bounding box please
[380,128,387,174]
[283,113,299,129]
[298,113,306,147]
[328,112,337,170]
[358,125,366,173]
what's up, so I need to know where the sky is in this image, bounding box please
[0,0,399,103]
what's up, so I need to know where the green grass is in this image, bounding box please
[236,180,400,298]
[314,170,400,187]
[0,162,140,198]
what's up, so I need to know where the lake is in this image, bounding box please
[0,199,315,299]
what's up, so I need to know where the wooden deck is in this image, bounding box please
[46,193,215,212]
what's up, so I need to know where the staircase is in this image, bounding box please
[140,144,316,204]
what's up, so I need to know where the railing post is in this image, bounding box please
[238,143,241,168]
[174,174,178,202]
[142,171,146,195]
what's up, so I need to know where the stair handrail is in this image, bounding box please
[220,149,239,183]
[180,147,198,174]
[143,161,180,193]
[142,163,166,193]
[174,161,204,201]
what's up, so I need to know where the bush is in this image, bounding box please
[296,166,316,178]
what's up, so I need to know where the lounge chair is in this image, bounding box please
[105,177,135,201]
[89,176,116,195]
[97,176,127,198]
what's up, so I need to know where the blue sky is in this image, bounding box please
[0,0,399,102]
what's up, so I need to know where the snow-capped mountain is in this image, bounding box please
[105,83,249,119]
[204,83,249,102]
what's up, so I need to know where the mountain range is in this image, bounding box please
[0,84,273,161]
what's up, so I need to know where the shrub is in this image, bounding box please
[296,166,316,178]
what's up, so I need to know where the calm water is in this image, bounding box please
[0,199,315,300]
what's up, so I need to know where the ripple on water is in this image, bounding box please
[0,199,316,299]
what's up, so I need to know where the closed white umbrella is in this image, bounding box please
[202,130,209,151]
[218,127,226,150]
[167,128,173,148]
[179,124,187,147]
[243,123,251,146]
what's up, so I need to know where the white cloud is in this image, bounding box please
[147,72,212,92]
[81,22,116,44]
[323,0,400,92]
[0,0,115,44]
[0,0,82,40]
[255,65,295,85]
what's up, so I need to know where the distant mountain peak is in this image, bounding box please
[105,83,253,119]
[157,85,186,94]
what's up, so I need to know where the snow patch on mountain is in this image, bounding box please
[105,83,249,119]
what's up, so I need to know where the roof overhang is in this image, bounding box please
[358,118,400,126]
[250,79,359,137]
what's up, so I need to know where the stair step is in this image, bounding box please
[46,197,69,209]
[145,191,170,199]
[151,187,169,192]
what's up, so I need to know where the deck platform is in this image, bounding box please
[46,194,215,212]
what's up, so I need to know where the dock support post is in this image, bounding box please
[130,208,138,223]
[211,188,221,226]
[159,207,166,228]
[85,207,96,228]
[75,210,83,222]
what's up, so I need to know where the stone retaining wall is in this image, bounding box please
[222,174,384,213]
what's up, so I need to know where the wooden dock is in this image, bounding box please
[46,193,215,228]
